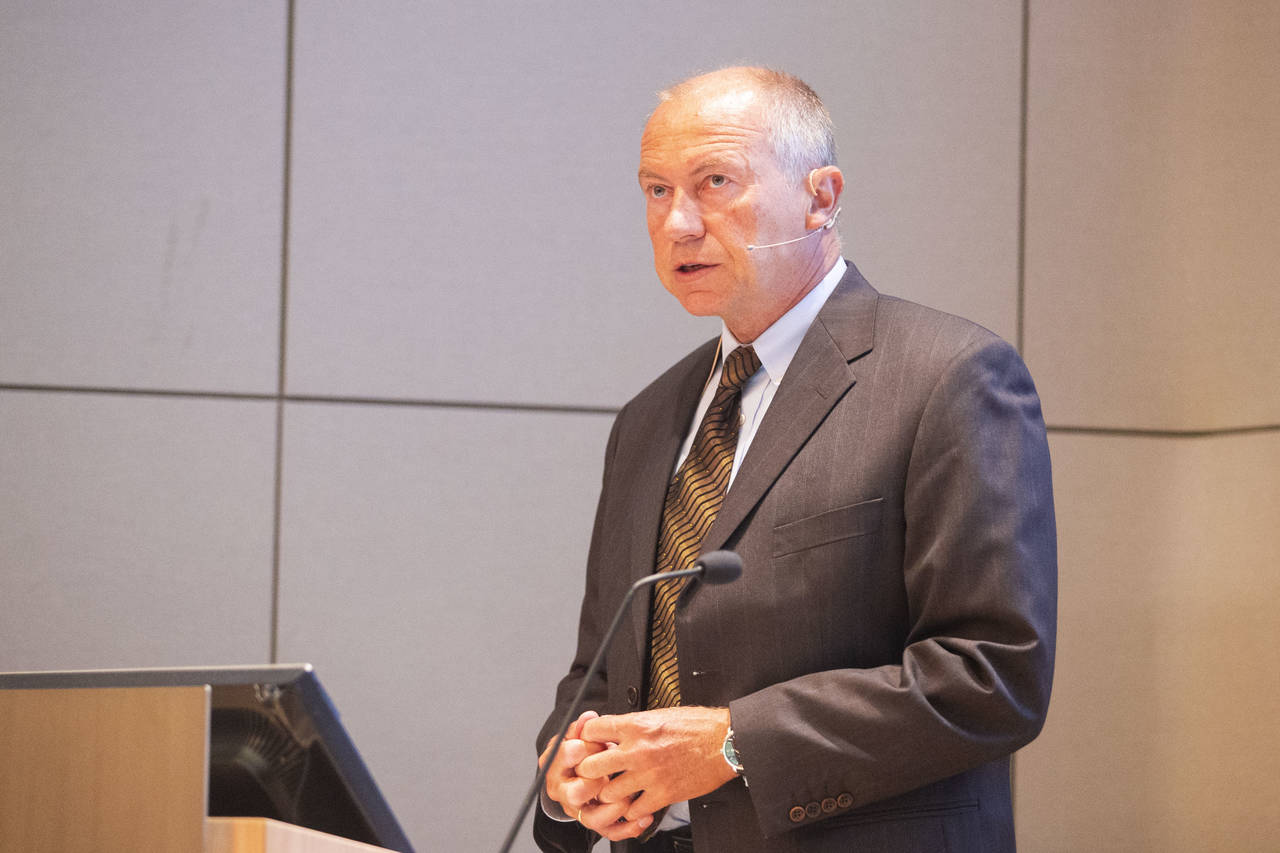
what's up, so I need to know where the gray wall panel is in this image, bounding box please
[1023,1,1280,430]
[286,0,1023,405]
[0,3,285,393]
[0,391,276,670]
[5,2,1276,850]
[277,402,613,852]
[1015,432,1280,851]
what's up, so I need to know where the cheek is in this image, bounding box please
[646,216,667,252]
[711,209,757,254]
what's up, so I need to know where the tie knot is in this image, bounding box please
[719,346,762,392]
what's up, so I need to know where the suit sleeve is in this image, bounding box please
[728,335,1057,837]
[531,413,623,853]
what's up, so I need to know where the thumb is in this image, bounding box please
[568,709,600,740]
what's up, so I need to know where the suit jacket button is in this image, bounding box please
[805,801,821,818]
[626,686,639,707]
[789,806,806,823]
[836,792,854,809]
[821,797,837,813]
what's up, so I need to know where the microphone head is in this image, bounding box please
[695,550,743,585]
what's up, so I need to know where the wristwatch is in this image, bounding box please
[722,726,745,775]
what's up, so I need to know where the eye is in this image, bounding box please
[707,174,728,188]
[648,185,668,199]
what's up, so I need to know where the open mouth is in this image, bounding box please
[677,263,713,273]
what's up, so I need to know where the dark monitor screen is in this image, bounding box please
[0,664,414,853]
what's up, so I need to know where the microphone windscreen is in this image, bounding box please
[696,550,743,585]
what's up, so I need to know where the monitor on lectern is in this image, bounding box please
[0,663,414,853]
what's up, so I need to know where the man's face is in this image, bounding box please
[638,84,815,341]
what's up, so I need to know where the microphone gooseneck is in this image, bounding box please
[497,551,743,853]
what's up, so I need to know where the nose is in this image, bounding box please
[661,190,704,241]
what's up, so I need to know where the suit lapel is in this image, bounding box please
[625,338,720,659]
[704,265,878,553]
[619,263,878,659]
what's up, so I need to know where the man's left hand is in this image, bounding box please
[575,706,738,823]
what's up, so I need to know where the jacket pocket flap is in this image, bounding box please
[773,497,884,557]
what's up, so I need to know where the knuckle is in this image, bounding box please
[567,778,597,802]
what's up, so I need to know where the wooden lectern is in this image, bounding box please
[0,668,409,853]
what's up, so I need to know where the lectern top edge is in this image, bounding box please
[0,662,313,689]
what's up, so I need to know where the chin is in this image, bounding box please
[670,291,725,319]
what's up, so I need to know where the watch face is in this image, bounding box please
[723,731,743,773]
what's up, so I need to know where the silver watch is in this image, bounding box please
[722,726,744,775]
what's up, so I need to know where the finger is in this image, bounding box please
[544,708,602,768]
[559,737,606,768]
[543,756,578,806]
[575,746,628,780]
[597,772,647,806]
[623,790,664,824]
[568,709,600,741]
[540,725,585,769]
[537,737,556,769]
[580,714,621,745]
[562,775,605,809]
[544,742,593,805]
[577,798,628,833]
[597,813,653,843]
[580,798,650,841]
[541,739,580,779]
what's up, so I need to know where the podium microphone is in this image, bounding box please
[497,550,743,853]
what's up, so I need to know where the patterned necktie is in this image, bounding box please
[647,345,762,709]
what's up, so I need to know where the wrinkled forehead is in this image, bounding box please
[646,82,763,135]
[688,83,761,118]
[640,85,771,167]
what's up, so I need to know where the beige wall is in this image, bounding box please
[1,2,1276,850]
[1015,3,1280,849]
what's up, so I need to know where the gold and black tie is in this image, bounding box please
[646,345,762,709]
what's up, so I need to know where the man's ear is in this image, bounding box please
[805,166,844,231]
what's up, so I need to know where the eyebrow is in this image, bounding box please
[637,155,747,183]
[692,155,744,176]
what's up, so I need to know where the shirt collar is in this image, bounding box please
[719,257,847,385]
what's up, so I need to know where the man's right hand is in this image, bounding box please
[540,710,655,842]
[540,711,608,819]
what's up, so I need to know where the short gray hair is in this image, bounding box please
[658,67,838,184]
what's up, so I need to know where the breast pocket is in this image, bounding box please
[763,497,895,669]
[773,497,884,557]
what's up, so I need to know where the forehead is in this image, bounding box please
[639,86,774,176]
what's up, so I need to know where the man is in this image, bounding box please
[535,66,1056,853]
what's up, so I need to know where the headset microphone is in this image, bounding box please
[746,207,842,251]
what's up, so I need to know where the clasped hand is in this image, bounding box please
[539,706,735,842]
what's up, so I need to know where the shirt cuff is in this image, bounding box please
[539,783,576,823]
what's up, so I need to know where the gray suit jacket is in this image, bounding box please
[536,262,1056,852]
